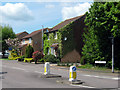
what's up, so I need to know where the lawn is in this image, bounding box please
[57,63,120,73]
[0,58,9,60]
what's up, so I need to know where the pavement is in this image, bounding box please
[1,60,120,89]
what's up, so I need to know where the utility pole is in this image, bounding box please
[109,35,114,73]
[112,37,114,73]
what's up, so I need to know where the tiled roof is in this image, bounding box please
[22,28,47,39]
[50,15,85,32]
[16,31,28,36]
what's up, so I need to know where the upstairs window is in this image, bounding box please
[23,39,25,44]
[46,29,49,33]
[29,38,31,43]
[54,32,57,39]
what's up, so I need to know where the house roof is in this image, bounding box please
[50,15,85,32]
[16,31,28,36]
[22,28,48,39]
[16,31,29,40]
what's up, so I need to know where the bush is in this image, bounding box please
[43,54,60,63]
[24,58,33,63]
[8,49,19,60]
[80,56,86,65]
[105,60,112,69]
[19,55,25,61]
[32,51,43,64]
[38,58,44,62]
[25,45,34,58]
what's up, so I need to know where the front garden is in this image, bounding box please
[6,45,60,64]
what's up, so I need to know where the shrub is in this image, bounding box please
[8,49,19,60]
[39,58,44,62]
[57,62,60,66]
[25,45,34,58]
[43,54,59,63]
[32,51,44,64]
[24,58,33,63]
[105,60,112,69]
[80,56,86,65]
[19,55,25,61]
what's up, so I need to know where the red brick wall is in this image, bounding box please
[32,32,42,52]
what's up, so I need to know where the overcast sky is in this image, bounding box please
[0,2,92,34]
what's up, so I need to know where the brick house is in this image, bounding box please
[21,28,50,55]
[44,15,86,62]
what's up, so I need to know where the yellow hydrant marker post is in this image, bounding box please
[44,62,50,75]
[69,66,77,82]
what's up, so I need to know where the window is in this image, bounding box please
[29,38,31,43]
[46,29,49,32]
[23,39,25,44]
[54,32,57,39]
[51,47,54,55]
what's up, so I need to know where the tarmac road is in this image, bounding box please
[1,60,119,90]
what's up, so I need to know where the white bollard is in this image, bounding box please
[44,62,50,75]
[69,66,77,82]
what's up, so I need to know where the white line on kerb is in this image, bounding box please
[70,84,96,88]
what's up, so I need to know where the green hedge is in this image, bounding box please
[43,54,60,63]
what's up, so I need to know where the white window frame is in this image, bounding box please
[55,32,57,39]
[29,38,31,43]
[51,47,54,55]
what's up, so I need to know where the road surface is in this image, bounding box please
[1,60,119,89]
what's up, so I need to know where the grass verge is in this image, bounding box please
[0,58,9,60]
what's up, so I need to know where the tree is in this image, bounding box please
[0,25,16,57]
[5,38,21,55]
[82,2,120,69]
[25,45,34,58]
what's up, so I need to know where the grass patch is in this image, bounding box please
[0,58,9,60]
[78,64,119,72]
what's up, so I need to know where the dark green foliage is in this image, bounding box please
[80,56,86,65]
[43,54,59,63]
[59,22,75,57]
[82,2,120,69]
[19,55,25,61]
[0,25,16,56]
[43,32,62,59]
[39,58,44,62]
[25,45,34,58]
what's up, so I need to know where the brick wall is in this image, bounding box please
[32,32,42,52]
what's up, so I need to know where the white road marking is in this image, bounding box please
[82,74,119,80]
[2,65,119,81]
[12,67,26,71]
[70,84,96,88]
[112,78,120,80]
[6,66,29,72]
[34,71,43,74]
